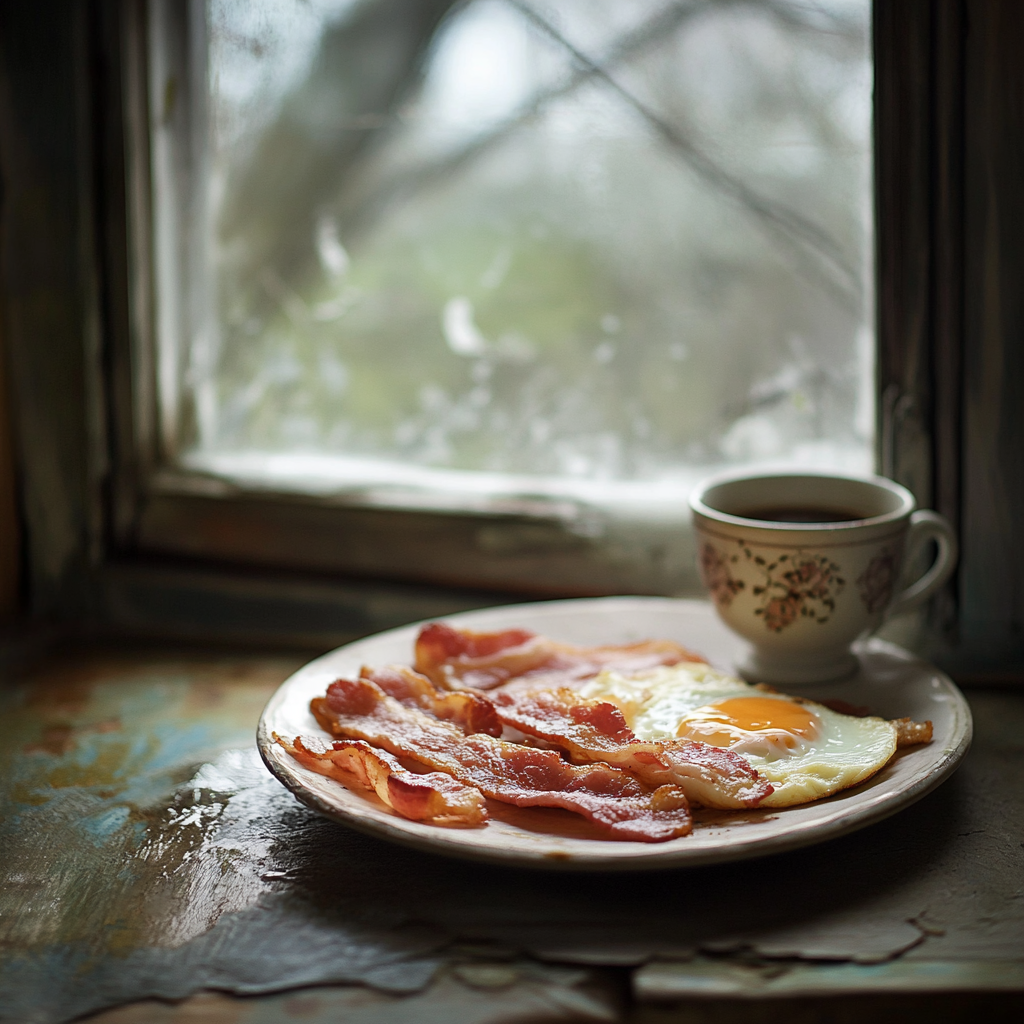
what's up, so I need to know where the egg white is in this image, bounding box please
[581,663,898,807]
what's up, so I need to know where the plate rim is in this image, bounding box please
[256,596,973,871]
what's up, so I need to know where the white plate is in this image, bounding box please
[257,597,972,871]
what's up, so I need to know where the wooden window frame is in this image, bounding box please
[1,0,1021,675]
[117,0,727,606]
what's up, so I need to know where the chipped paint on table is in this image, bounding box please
[1,652,301,950]
[1,645,1023,1024]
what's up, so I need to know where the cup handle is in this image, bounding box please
[885,510,959,619]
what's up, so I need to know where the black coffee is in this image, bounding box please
[739,505,866,524]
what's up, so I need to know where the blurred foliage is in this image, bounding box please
[175,0,874,482]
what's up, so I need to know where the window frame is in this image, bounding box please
[114,0,709,611]
[123,0,879,599]
[1,0,1021,675]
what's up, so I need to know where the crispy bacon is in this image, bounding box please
[893,717,933,748]
[819,700,934,749]
[492,688,773,809]
[275,733,488,826]
[356,665,769,809]
[359,665,502,736]
[312,676,692,842]
[414,622,704,692]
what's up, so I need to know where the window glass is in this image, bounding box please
[155,0,873,513]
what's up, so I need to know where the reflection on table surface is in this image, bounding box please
[0,643,1022,1023]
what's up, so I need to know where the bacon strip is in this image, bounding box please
[357,665,769,809]
[276,733,488,826]
[414,622,704,692]
[492,688,773,810]
[820,700,934,749]
[312,676,692,842]
[893,717,933,748]
[359,665,502,736]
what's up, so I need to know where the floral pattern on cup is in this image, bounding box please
[857,549,896,614]
[699,543,745,607]
[740,543,846,633]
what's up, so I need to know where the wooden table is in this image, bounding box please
[1,640,1022,1023]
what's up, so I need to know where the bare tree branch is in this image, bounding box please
[219,0,460,309]
[339,0,715,241]
[506,0,863,311]
[337,0,864,312]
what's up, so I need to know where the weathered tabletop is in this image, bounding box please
[1,641,1022,1024]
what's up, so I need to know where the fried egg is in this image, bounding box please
[581,662,897,807]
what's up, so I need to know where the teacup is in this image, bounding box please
[689,472,957,684]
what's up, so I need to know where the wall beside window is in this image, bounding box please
[0,304,18,619]
[874,0,1024,679]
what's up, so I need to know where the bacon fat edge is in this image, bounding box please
[311,676,693,842]
[361,664,771,810]
[414,622,704,692]
[359,664,502,736]
[492,688,774,810]
[275,733,488,826]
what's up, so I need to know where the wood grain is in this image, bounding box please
[958,0,1024,677]
[875,0,1023,677]
[1,642,1020,1023]
[0,292,20,617]
[0,1,98,615]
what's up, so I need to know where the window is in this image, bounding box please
[3,1,1020,668]
[136,0,874,597]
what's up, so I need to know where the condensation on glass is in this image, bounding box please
[149,0,873,518]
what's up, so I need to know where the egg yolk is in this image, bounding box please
[676,697,819,749]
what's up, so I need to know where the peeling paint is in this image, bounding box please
[1,650,1023,1024]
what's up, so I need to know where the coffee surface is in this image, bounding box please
[737,505,866,524]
